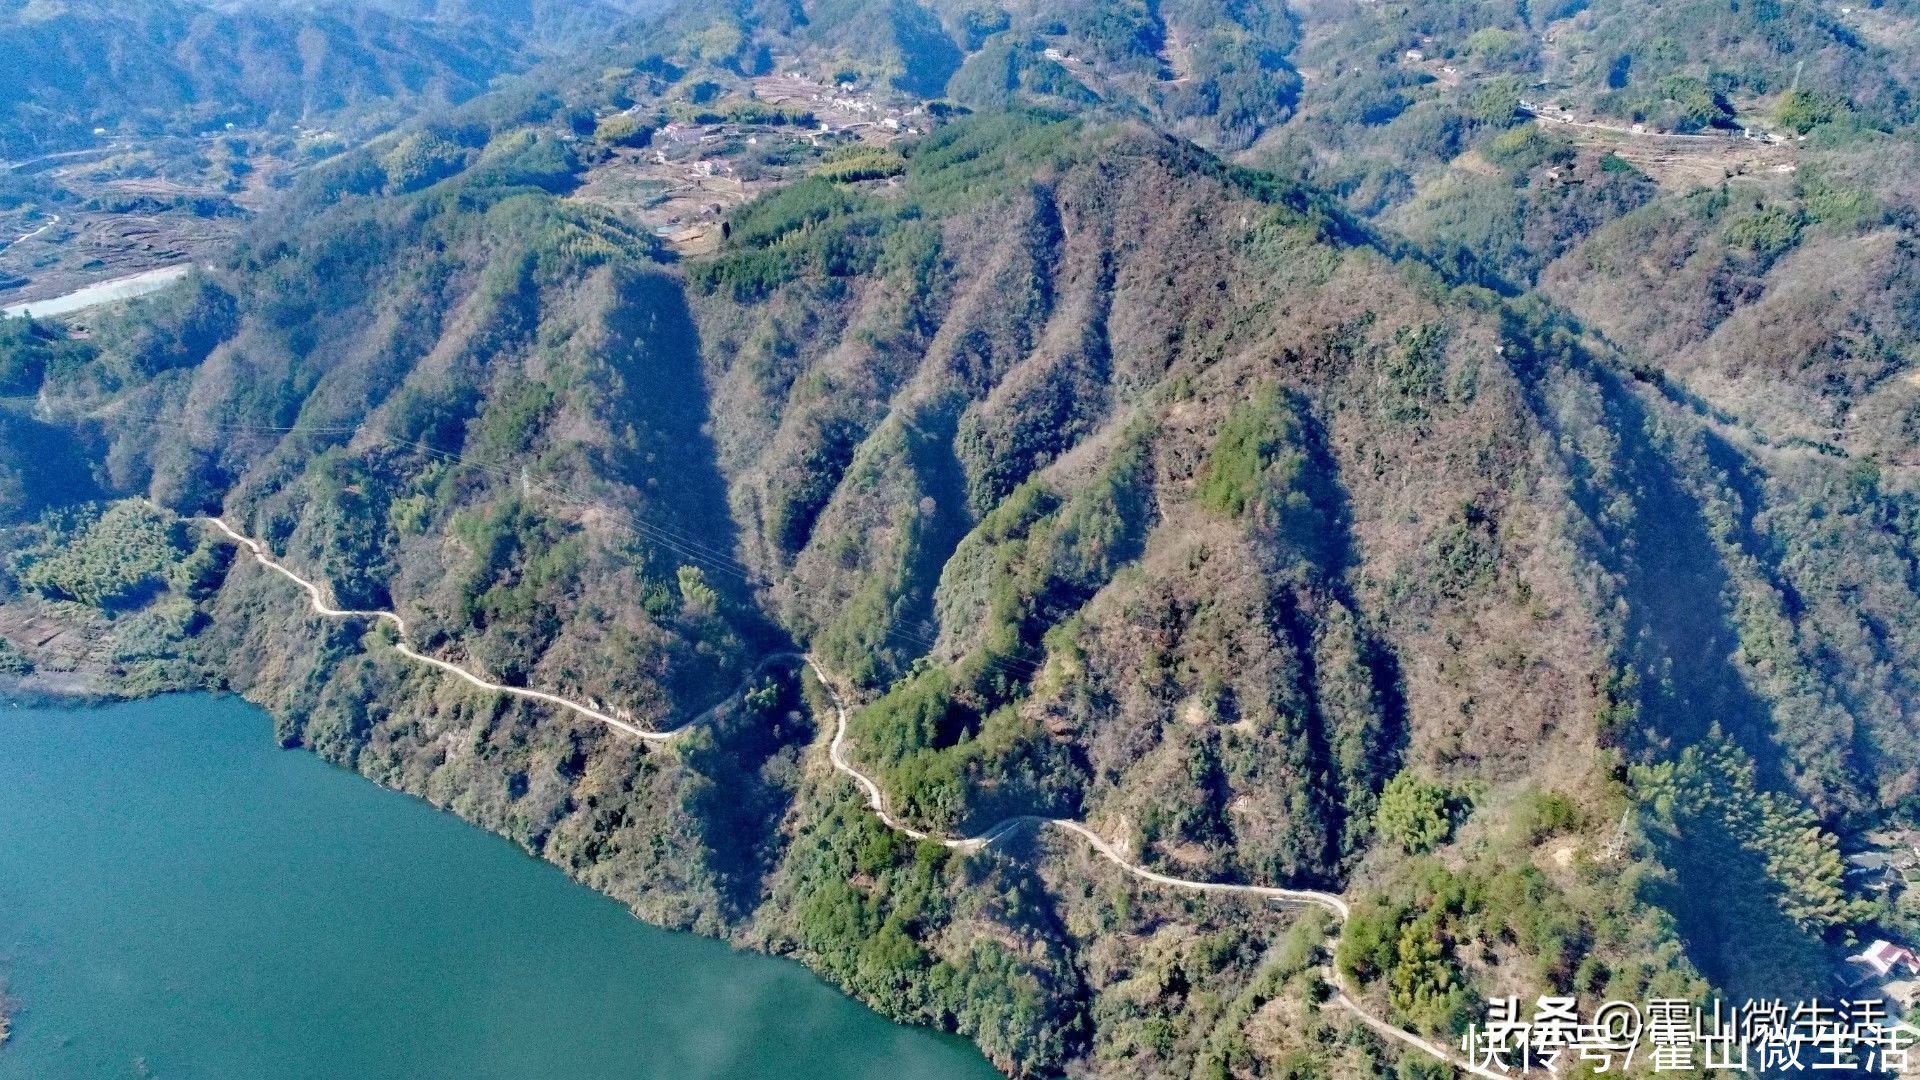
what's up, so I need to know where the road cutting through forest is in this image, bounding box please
[205,516,660,740]
[202,514,1507,1080]
[1,212,56,251]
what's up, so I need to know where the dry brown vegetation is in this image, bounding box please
[9,0,1920,1072]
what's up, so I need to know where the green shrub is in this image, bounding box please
[0,638,31,675]
[677,564,719,616]
[11,501,197,610]
[1652,75,1731,133]
[1464,27,1529,67]
[1723,205,1803,257]
[1468,77,1524,126]
[1195,387,1334,570]
[595,112,654,147]
[1796,166,1878,230]
[1515,790,1582,842]
[1376,771,1456,853]
[815,150,907,183]
[1481,127,1573,173]
[1775,88,1847,134]
[1632,735,1867,934]
[0,317,83,395]
[380,131,468,194]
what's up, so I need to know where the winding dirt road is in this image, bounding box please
[807,655,1503,1080]
[203,515,1502,1079]
[206,516,659,741]
[809,654,1351,912]
[1,213,57,253]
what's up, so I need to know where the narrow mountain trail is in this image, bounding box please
[806,656,1506,1080]
[205,516,661,741]
[1,212,57,252]
[202,515,1504,1080]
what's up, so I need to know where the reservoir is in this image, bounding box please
[1,264,192,319]
[0,694,998,1080]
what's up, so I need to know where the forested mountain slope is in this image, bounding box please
[687,108,1920,997]
[252,0,676,49]
[1261,0,1920,468]
[0,0,562,156]
[5,1,1920,1076]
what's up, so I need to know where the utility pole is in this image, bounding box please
[1603,809,1634,862]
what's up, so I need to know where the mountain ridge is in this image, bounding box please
[5,2,1920,1074]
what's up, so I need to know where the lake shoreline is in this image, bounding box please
[0,572,1028,1076]
[0,694,998,1079]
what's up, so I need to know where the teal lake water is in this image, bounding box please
[0,694,998,1080]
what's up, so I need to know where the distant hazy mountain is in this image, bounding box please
[225,0,678,47]
[0,0,662,157]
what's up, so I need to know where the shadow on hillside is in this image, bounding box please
[1293,401,1411,880]
[1586,367,1778,771]
[680,661,816,923]
[0,407,103,520]
[894,397,974,668]
[1637,815,1828,1002]
[599,269,809,918]
[1505,319,1820,994]
[600,267,781,638]
[889,3,965,98]
[1697,429,1805,620]
[1503,317,1777,772]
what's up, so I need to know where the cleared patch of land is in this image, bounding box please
[1524,110,1798,188]
[0,129,306,308]
[571,73,927,255]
